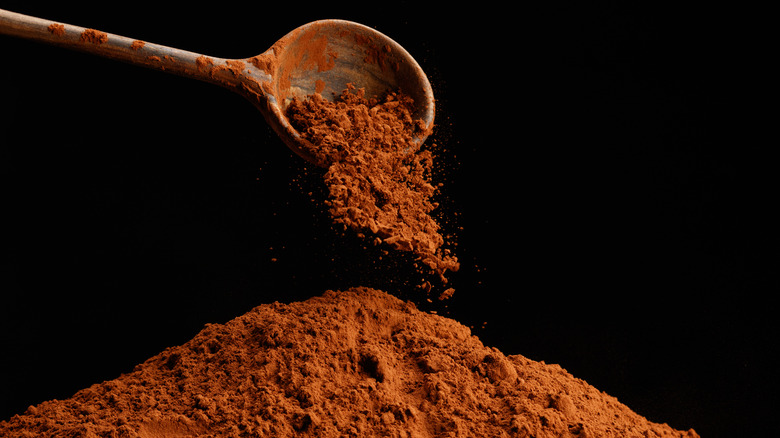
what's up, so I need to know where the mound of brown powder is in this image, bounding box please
[287,85,459,285]
[0,287,698,438]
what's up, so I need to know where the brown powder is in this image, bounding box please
[224,59,246,74]
[130,40,145,51]
[286,85,459,285]
[195,55,215,72]
[46,23,65,36]
[315,78,326,94]
[0,288,698,438]
[241,22,343,103]
[80,29,108,45]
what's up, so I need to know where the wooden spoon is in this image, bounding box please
[0,9,435,167]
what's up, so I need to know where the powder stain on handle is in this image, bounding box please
[80,29,108,45]
[130,40,145,51]
[46,23,65,36]
[195,55,215,72]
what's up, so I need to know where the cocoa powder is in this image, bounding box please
[0,288,699,438]
[287,85,459,285]
[0,18,701,438]
[196,55,215,72]
[80,29,108,45]
[46,23,65,37]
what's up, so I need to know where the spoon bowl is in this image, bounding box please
[0,10,435,166]
[250,19,436,165]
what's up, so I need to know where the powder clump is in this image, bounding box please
[0,288,698,438]
[80,28,108,45]
[286,85,459,284]
[46,23,65,36]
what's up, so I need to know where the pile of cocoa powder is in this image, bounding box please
[286,85,459,286]
[0,287,698,438]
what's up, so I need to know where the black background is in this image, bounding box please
[1,2,774,437]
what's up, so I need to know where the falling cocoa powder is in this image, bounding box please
[287,85,459,285]
[0,288,698,438]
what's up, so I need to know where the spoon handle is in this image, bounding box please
[0,8,252,89]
